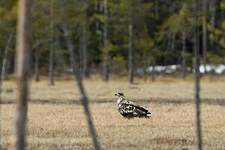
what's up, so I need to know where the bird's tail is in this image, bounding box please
[142,113,151,118]
[145,111,151,118]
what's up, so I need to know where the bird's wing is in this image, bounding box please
[126,100,151,115]
[121,99,149,112]
[133,104,149,112]
[119,100,135,113]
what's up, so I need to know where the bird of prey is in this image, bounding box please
[115,92,151,118]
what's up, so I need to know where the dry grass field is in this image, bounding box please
[1,77,225,150]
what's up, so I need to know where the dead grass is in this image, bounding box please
[1,78,225,103]
[1,103,225,150]
[1,78,225,149]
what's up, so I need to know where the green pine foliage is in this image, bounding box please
[0,0,224,76]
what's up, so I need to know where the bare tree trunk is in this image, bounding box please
[49,42,55,85]
[143,49,148,81]
[102,0,109,81]
[49,0,55,86]
[80,0,89,78]
[1,33,13,82]
[210,0,216,48]
[79,26,83,76]
[171,33,175,51]
[81,21,89,78]
[32,38,52,82]
[151,62,156,82]
[193,0,203,150]
[0,56,2,150]
[34,49,39,82]
[128,23,134,84]
[62,24,101,150]
[151,0,158,82]
[181,31,187,79]
[79,22,89,78]
[202,0,208,74]
[15,0,32,149]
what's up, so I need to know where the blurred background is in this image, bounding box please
[0,0,224,81]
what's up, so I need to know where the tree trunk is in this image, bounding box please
[32,38,52,82]
[15,0,32,149]
[49,42,55,85]
[210,0,216,48]
[202,0,208,74]
[79,22,89,78]
[102,0,109,81]
[1,33,13,82]
[193,0,203,150]
[181,31,187,79]
[81,0,89,78]
[128,23,134,84]
[62,24,101,150]
[82,22,89,78]
[171,33,175,51]
[49,0,55,86]
[34,49,39,82]
[0,61,1,150]
[79,26,83,76]
[151,62,156,82]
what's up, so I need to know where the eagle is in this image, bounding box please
[115,92,151,118]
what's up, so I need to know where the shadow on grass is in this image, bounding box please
[1,98,225,106]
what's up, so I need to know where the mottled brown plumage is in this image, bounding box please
[115,93,151,118]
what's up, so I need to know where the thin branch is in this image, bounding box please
[1,33,14,82]
[32,38,51,50]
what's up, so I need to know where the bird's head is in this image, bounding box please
[115,92,125,105]
[115,92,125,98]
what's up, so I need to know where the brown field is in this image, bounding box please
[1,77,225,150]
